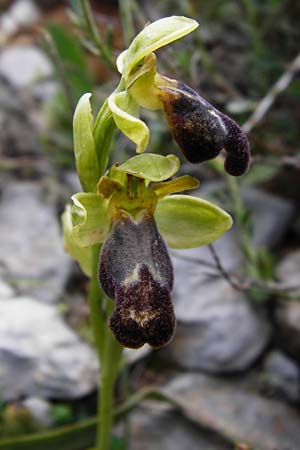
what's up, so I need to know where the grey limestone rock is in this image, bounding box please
[0,296,98,400]
[129,405,230,450]
[163,373,300,450]
[0,181,72,303]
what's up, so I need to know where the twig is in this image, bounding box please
[208,244,300,299]
[242,51,300,134]
[251,154,300,169]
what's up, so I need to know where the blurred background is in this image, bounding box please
[0,1,300,449]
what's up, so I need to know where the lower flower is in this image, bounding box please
[99,211,175,349]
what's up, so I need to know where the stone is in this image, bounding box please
[0,76,40,157]
[275,249,300,359]
[0,181,72,303]
[164,279,270,372]
[0,45,52,88]
[163,373,300,450]
[262,350,300,403]
[160,183,294,372]
[22,397,53,428]
[129,405,230,450]
[0,296,98,400]
[277,249,300,287]
[0,279,14,301]
[0,0,40,41]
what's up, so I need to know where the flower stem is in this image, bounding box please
[88,245,123,450]
[87,244,106,361]
[98,304,123,450]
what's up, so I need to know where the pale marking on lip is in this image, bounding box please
[126,307,159,326]
[123,264,141,285]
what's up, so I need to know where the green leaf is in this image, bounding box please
[47,23,92,97]
[117,16,199,78]
[108,91,149,153]
[155,195,233,249]
[118,153,179,181]
[73,93,99,192]
[71,193,110,247]
[62,205,92,276]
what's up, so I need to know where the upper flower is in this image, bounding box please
[108,16,250,176]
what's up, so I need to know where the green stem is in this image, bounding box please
[87,244,105,361]
[119,0,135,48]
[87,244,123,450]
[226,174,256,266]
[80,0,114,68]
[98,303,123,450]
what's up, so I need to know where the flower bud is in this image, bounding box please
[157,79,250,176]
[99,212,175,348]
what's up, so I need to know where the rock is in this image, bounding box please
[160,184,294,372]
[261,351,300,403]
[0,181,72,303]
[164,279,270,372]
[22,397,53,428]
[0,0,40,41]
[0,296,98,400]
[0,45,52,88]
[163,373,300,450]
[275,249,300,359]
[0,279,14,301]
[0,76,40,157]
[129,405,230,450]
[277,249,300,287]
[200,183,295,251]
[125,345,152,365]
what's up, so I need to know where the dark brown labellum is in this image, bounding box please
[99,212,175,349]
[158,81,250,176]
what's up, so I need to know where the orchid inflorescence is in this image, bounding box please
[62,16,250,349]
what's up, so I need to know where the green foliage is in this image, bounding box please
[51,404,74,427]
[47,23,93,99]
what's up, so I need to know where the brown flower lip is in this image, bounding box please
[158,80,250,176]
[99,212,175,349]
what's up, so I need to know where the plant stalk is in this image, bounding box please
[98,304,123,450]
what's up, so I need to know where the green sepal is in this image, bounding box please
[73,93,99,193]
[117,16,199,78]
[117,153,179,182]
[155,194,233,249]
[152,175,200,199]
[71,193,110,247]
[61,205,92,277]
[108,91,149,153]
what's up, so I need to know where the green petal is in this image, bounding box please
[71,193,110,247]
[117,16,199,78]
[118,153,179,181]
[152,175,200,199]
[62,205,92,276]
[155,194,233,249]
[108,91,149,153]
[73,93,99,193]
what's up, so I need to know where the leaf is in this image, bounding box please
[71,193,110,247]
[108,91,149,153]
[118,153,179,181]
[47,23,92,97]
[155,195,233,249]
[61,205,92,276]
[117,16,199,77]
[73,93,99,192]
